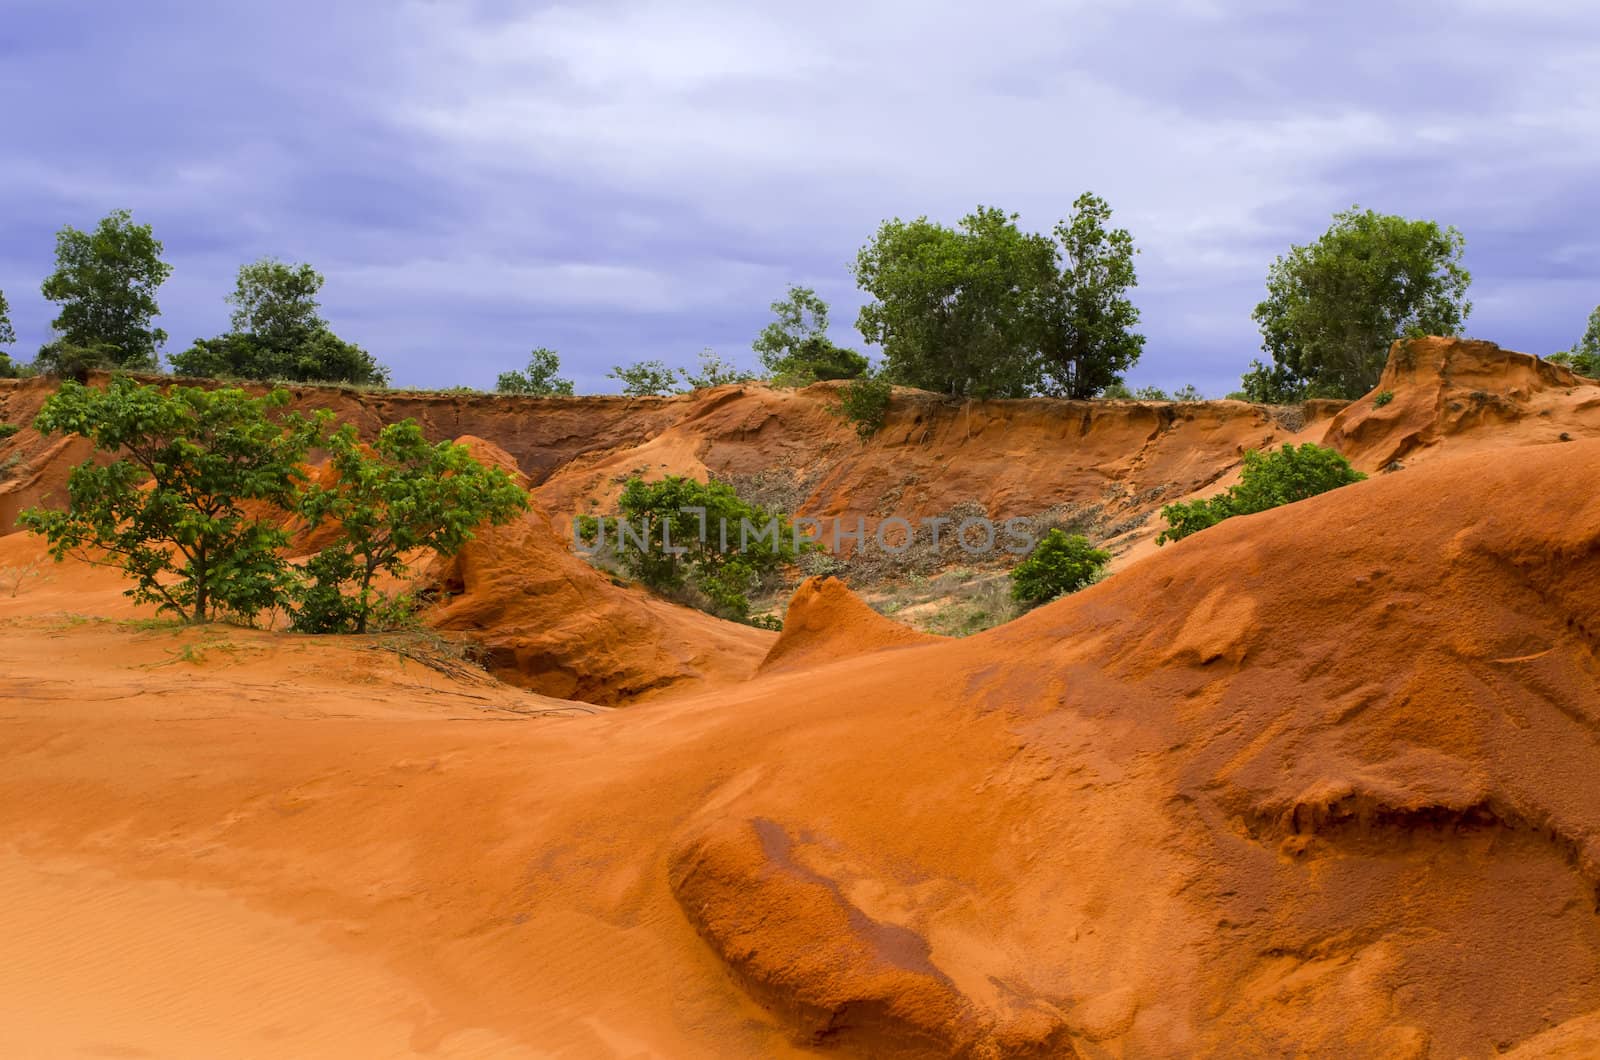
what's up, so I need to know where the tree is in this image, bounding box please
[39,209,172,369]
[609,359,681,396]
[0,288,15,378]
[1157,443,1366,544]
[681,348,755,389]
[1550,304,1600,378]
[1036,193,1145,398]
[593,475,801,620]
[753,285,868,385]
[169,258,388,385]
[854,206,1056,398]
[1245,206,1472,401]
[293,421,528,633]
[497,347,575,395]
[19,379,321,623]
[1011,529,1110,607]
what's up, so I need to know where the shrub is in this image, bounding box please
[20,379,322,623]
[832,372,893,440]
[1157,442,1366,544]
[597,475,802,620]
[1010,529,1110,608]
[0,423,18,441]
[609,359,681,396]
[496,347,574,396]
[1372,390,1395,407]
[292,421,529,633]
[681,348,755,389]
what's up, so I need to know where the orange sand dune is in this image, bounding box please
[3,429,1599,1056]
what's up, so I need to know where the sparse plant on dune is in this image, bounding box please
[1010,529,1110,608]
[1156,442,1365,545]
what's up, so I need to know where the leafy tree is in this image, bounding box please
[831,371,893,439]
[169,258,388,385]
[1157,443,1366,544]
[1011,529,1110,607]
[681,348,755,390]
[293,421,528,633]
[0,288,16,378]
[32,340,120,381]
[597,475,801,620]
[1036,192,1145,398]
[753,285,868,385]
[1550,304,1600,377]
[1133,385,1170,400]
[496,346,575,395]
[609,359,681,396]
[40,209,172,369]
[1173,384,1203,403]
[854,206,1056,398]
[1245,206,1471,400]
[19,379,321,623]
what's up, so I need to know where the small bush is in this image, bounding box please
[609,359,681,396]
[496,347,574,396]
[1157,442,1365,545]
[1372,390,1395,407]
[1010,529,1110,608]
[681,349,755,389]
[0,423,19,441]
[832,373,892,440]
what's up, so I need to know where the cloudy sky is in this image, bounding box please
[2,0,1597,394]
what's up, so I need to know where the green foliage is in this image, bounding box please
[0,288,14,348]
[1036,192,1145,399]
[1157,443,1366,545]
[753,285,868,385]
[293,421,528,633]
[681,348,755,389]
[0,423,18,441]
[1551,305,1600,377]
[1133,385,1170,400]
[1101,382,1133,398]
[831,371,893,439]
[19,379,321,623]
[1173,384,1203,403]
[169,258,388,385]
[854,206,1056,398]
[40,209,172,369]
[1372,390,1395,407]
[33,340,120,381]
[608,475,801,620]
[496,347,575,395]
[1246,206,1472,400]
[609,359,681,396]
[1010,529,1110,608]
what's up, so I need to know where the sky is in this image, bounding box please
[2,0,1597,395]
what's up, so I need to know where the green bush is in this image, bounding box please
[0,423,18,441]
[1010,529,1110,607]
[832,372,892,440]
[595,475,802,620]
[608,359,681,396]
[1372,390,1395,407]
[1157,442,1366,545]
[496,347,575,395]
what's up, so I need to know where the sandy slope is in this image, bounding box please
[3,427,1599,1057]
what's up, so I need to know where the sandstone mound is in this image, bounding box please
[425,438,773,705]
[757,576,939,675]
[664,438,1600,1056]
[1322,336,1600,470]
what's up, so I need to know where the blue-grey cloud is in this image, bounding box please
[1,0,1597,395]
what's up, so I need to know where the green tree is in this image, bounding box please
[19,379,321,623]
[609,359,681,396]
[497,347,575,395]
[596,475,801,620]
[1550,304,1600,377]
[39,209,172,369]
[1011,529,1110,608]
[293,421,528,633]
[1245,206,1471,401]
[0,287,16,378]
[1157,443,1366,544]
[854,206,1056,398]
[681,348,755,389]
[169,258,388,385]
[1036,193,1145,398]
[753,285,868,385]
